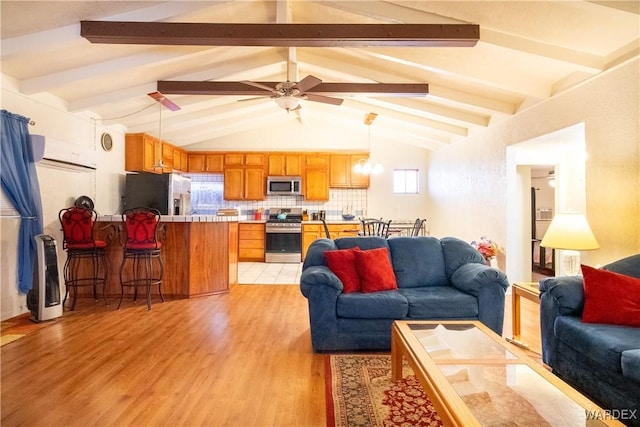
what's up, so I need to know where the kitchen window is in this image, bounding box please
[393,169,419,194]
[190,174,224,214]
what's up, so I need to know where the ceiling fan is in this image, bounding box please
[156,79,429,112]
[239,75,343,112]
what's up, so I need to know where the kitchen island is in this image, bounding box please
[93,215,238,299]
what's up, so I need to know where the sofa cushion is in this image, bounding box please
[441,237,486,279]
[621,349,640,383]
[324,248,361,293]
[336,236,389,252]
[603,253,640,278]
[388,237,448,288]
[354,247,398,293]
[336,291,408,319]
[554,315,640,372]
[581,264,640,327]
[398,287,478,319]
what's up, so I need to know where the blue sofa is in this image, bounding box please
[540,254,640,426]
[300,236,510,352]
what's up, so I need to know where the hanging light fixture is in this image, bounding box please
[152,97,165,170]
[353,113,383,175]
[275,95,300,111]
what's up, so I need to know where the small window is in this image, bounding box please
[393,169,419,194]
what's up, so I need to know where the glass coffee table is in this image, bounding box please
[391,321,623,426]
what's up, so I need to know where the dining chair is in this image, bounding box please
[410,218,426,237]
[360,218,392,238]
[321,218,331,239]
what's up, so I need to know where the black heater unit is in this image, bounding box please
[27,234,62,322]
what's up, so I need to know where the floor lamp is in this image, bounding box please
[540,212,599,276]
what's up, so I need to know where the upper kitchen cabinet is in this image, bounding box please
[303,154,330,201]
[223,153,265,200]
[188,153,224,173]
[329,154,370,188]
[268,153,303,176]
[125,133,164,173]
[172,148,188,172]
[224,152,264,167]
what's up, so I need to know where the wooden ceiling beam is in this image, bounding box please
[81,22,479,47]
[157,81,429,97]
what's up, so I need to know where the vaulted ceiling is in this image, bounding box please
[1,1,638,151]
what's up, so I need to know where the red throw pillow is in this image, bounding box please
[325,249,361,293]
[581,264,640,327]
[354,247,397,293]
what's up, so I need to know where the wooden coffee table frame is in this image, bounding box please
[391,320,622,427]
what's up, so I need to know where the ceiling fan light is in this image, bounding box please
[275,96,300,111]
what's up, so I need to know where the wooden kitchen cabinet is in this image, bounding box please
[239,223,265,262]
[268,153,303,176]
[206,153,224,172]
[302,224,322,260]
[328,223,360,238]
[188,153,206,172]
[304,154,330,201]
[301,222,360,260]
[224,167,265,200]
[224,153,264,167]
[330,154,370,188]
[188,153,224,173]
[223,153,265,200]
[125,133,161,173]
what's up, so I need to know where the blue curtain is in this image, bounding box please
[1,110,44,293]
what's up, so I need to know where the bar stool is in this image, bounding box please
[118,207,165,310]
[58,206,110,310]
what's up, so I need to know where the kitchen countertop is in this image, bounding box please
[98,215,239,223]
[303,220,361,225]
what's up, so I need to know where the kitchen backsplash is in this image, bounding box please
[188,174,367,220]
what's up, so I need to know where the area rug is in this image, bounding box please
[325,354,443,427]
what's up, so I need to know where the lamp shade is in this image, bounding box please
[540,212,599,250]
[275,96,299,110]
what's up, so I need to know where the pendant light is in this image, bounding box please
[147,91,181,171]
[353,113,383,175]
[152,97,165,170]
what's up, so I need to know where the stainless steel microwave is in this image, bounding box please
[267,176,302,196]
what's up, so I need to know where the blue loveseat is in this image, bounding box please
[300,236,510,352]
[540,254,640,426]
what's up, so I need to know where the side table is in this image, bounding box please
[506,281,540,350]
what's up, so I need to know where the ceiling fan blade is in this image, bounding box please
[147,91,181,111]
[158,81,427,96]
[237,96,270,102]
[240,80,277,93]
[294,75,322,93]
[304,93,344,106]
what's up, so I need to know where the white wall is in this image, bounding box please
[427,58,640,281]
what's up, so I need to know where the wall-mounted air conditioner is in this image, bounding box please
[31,134,97,171]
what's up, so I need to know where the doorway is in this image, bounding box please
[505,123,587,283]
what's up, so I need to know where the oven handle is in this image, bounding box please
[265,228,302,234]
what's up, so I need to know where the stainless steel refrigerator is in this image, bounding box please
[123,172,191,215]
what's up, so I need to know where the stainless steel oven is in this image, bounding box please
[265,208,302,263]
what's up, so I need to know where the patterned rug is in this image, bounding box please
[325,354,443,427]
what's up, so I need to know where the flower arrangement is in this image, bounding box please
[470,236,497,261]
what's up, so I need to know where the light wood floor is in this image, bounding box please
[1,282,542,427]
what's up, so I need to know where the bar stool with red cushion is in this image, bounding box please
[118,207,165,310]
[58,206,110,310]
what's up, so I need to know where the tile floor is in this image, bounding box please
[238,262,303,285]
